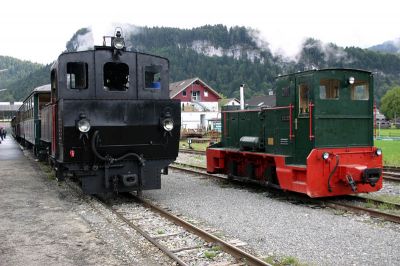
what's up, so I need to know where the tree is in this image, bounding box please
[380,86,400,120]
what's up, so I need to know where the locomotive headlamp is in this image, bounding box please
[112,30,125,50]
[348,76,355,84]
[322,152,329,160]
[162,118,174,131]
[77,118,91,133]
[375,148,382,156]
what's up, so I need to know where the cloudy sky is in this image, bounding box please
[1,0,399,64]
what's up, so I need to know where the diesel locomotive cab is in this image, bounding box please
[45,30,181,194]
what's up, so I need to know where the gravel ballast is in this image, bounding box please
[145,169,400,265]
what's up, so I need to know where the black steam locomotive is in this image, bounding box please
[13,30,181,194]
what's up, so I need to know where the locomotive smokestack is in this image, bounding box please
[240,84,245,110]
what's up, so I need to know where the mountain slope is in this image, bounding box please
[0,56,43,101]
[369,38,400,54]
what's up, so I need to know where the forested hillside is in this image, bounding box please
[0,56,43,101]
[2,25,400,105]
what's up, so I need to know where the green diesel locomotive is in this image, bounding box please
[207,68,382,197]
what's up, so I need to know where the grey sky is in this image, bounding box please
[1,0,399,64]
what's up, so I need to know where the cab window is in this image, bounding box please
[145,65,162,90]
[67,62,88,89]
[320,79,339,99]
[51,70,57,102]
[299,83,309,114]
[104,62,129,91]
[351,82,369,100]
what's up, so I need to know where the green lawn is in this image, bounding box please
[375,140,400,166]
[179,140,209,151]
[375,128,400,137]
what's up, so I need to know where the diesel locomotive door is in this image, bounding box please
[294,74,314,164]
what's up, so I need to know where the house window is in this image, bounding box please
[104,62,129,91]
[204,90,208,97]
[182,90,186,96]
[67,62,88,89]
[192,91,200,101]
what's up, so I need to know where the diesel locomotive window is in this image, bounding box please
[320,79,339,99]
[145,65,162,90]
[351,82,369,100]
[104,63,129,91]
[298,83,309,114]
[67,62,88,89]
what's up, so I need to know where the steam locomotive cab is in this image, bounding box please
[207,69,382,197]
[41,31,181,194]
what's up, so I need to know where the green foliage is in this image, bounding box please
[0,56,43,101]
[380,86,400,120]
[203,250,217,259]
[263,255,306,266]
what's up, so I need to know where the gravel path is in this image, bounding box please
[145,169,400,265]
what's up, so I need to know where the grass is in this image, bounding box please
[39,162,56,180]
[203,250,217,259]
[156,229,165,235]
[368,194,400,205]
[364,198,396,211]
[179,140,210,151]
[263,255,306,266]
[375,128,400,137]
[374,140,400,166]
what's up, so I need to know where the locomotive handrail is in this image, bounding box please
[373,102,377,137]
[309,101,314,140]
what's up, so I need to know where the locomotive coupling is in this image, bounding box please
[121,174,138,187]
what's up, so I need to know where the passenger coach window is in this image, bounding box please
[145,65,162,90]
[67,62,88,89]
[320,79,339,99]
[299,84,309,114]
[104,62,129,91]
[351,82,369,100]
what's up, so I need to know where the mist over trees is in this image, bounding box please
[1,25,400,105]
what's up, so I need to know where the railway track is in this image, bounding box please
[171,162,400,224]
[179,149,206,156]
[383,167,400,182]
[64,177,270,266]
